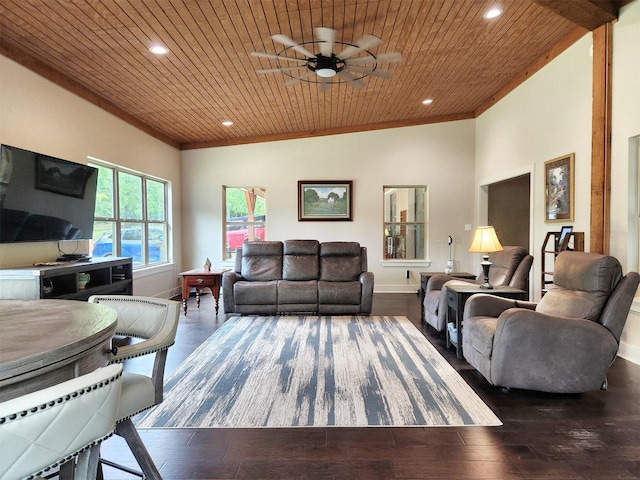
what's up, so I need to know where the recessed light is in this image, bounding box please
[149,44,169,55]
[484,7,503,19]
[222,120,234,127]
[422,98,433,105]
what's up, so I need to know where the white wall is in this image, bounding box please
[476,32,593,290]
[181,121,477,292]
[610,1,640,363]
[0,56,182,298]
[476,1,640,364]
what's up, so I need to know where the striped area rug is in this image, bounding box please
[136,315,501,428]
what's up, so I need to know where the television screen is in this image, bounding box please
[0,144,98,243]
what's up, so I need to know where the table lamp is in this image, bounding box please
[469,226,503,289]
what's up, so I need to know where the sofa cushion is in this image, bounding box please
[241,241,283,281]
[278,280,318,305]
[319,242,362,282]
[283,240,319,280]
[536,252,622,322]
[234,280,278,305]
[318,281,361,305]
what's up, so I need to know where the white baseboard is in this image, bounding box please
[374,285,421,294]
[618,341,640,366]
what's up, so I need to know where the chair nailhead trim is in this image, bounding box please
[0,371,122,425]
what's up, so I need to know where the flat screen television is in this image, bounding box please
[0,144,98,243]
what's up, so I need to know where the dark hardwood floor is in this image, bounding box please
[101,293,640,479]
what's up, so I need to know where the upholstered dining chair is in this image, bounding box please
[423,245,533,332]
[0,363,123,480]
[88,295,180,480]
[462,251,640,393]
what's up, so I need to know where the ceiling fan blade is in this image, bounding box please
[345,52,402,65]
[256,66,306,74]
[338,34,382,60]
[284,71,316,86]
[337,70,365,89]
[346,65,394,79]
[251,52,308,64]
[271,34,315,58]
[318,76,332,92]
[315,27,335,57]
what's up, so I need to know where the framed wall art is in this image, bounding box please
[544,153,574,222]
[557,225,573,251]
[298,180,352,221]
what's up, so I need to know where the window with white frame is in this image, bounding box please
[383,186,427,260]
[89,160,169,267]
[224,186,266,260]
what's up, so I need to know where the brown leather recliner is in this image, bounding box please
[462,251,640,393]
[423,246,533,332]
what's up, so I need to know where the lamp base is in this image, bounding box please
[480,255,493,289]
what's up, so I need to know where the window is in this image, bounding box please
[224,187,266,260]
[90,160,169,267]
[383,186,427,260]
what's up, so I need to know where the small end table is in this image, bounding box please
[445,284,527,358]
[179,269,229,315]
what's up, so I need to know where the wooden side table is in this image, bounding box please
[179,269,228,315]
[445,284,527,358]
[419,271,475,321]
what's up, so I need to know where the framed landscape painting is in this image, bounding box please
[544,153,574,222]
[298,180,353,221]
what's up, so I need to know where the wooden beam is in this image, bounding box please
[531,0,620,30]
[590,23,613,254]
[180,112,475,150]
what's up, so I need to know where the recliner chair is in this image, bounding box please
[462,251,640,393]
[423,246,533,332]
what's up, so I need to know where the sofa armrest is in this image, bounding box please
[427,274,476,291]
[222,271,242,313]
[463,293,534,320]
[359,271,374,314]
[490,309,619,392]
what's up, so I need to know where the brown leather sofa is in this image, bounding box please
[222,240,374,315]
[423,245,533,332]
[462,251,640,393]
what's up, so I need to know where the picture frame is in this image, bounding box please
[544,153,574,222]
[557,225,573,251]
[298,180,353,221]
[35,154,92,198]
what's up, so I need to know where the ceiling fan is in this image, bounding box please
[251,27,402,91]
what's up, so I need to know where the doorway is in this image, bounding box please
[487,173,531,250]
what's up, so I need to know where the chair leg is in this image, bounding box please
[116,418,162,480]
[74,445,102,480]
[59,459,75,480]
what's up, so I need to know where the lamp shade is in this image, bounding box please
[469,226,503,253]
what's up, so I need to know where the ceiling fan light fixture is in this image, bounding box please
[222,120,233,126]
[316,68,337,78]
[422,98,433,105]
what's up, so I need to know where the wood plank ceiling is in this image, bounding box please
[0,1,625,150]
